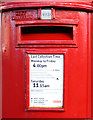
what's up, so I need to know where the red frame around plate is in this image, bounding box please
[25,48,68,111]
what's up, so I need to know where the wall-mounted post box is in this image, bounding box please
[0,1,93,119]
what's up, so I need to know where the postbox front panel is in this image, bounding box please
[2,8,90,118]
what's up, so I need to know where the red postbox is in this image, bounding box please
[0,1,93,119]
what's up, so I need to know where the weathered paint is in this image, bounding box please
[0,11,2,120]
[0,1,93,119]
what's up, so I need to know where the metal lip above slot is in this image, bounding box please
[15,19,79,25]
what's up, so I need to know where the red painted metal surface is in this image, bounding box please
[0,2,93,11]
[0,11,2,120]
[91,10,93,119]
[1,1,92,119]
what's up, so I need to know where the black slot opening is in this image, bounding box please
[21,26,73,41]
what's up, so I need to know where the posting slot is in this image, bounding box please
[21,26,73,41]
